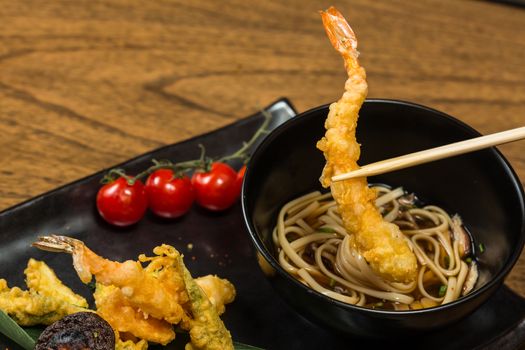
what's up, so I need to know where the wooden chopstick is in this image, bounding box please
[331,126,525,182]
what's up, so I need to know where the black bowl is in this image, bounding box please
[241,99,525,337]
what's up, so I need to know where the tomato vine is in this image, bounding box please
[96,110,273,226]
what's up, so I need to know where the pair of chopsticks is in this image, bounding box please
[331,126,525,182]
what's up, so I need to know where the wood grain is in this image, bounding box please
[1,0,525,295]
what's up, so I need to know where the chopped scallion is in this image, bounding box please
[438,285,447,297]
[465,257,472,264]
[479,243,485,253]
[318,227,336,233]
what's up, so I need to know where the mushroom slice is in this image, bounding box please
[451,215,471,258]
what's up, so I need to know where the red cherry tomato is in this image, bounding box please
[191,162,241,211]
[145,169,195,218]
[233,165,246,197]
[96,177,148,227]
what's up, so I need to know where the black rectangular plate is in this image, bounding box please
[1,98,524,350]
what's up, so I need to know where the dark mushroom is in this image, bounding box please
[35,312,115,350]
[451,215,472,258]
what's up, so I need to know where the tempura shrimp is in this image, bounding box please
[317,7,417,282]
[33,235,188,324]
[94,283,176,345]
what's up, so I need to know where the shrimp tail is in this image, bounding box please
[33,235,93,283]
[320,7,359,63]
[32,235,79,253]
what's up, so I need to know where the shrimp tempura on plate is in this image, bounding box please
[317,7,417,283]
[32,235,236,348]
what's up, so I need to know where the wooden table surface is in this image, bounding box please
[1,0,524,296]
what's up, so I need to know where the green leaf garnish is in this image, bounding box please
[438,285,447,297]
[318,227,335,233]
[234,341,265,350]
[479,243,485,253]
[0,310,36,350]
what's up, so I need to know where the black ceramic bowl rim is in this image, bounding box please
[242,98,525,316]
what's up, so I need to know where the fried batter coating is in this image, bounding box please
[317,7,417,283]
[25,258,88,308]
[94,283,175,345]
[33,236,189,324]
[195,275,236,316]
[0,279,84,326]
[33,236,236,348]
[115,331,149,350]
[177,257,233,350]
[0,259,87,326]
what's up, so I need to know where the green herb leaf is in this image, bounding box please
[479,243,485,253]
[465,257,473,264]
[438,285,447,297]
[234,341,265,350]
[318,227,335,233]
[0,310,36,350]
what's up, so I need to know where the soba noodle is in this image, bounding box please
[273,185,479,310]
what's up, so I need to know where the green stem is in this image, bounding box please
[133,159,204,182]
[105,109,274,184]
[101,168,134,184]
[217,109,272,164]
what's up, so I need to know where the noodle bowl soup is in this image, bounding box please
[242,100,525,336]
[274,185,479,311]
